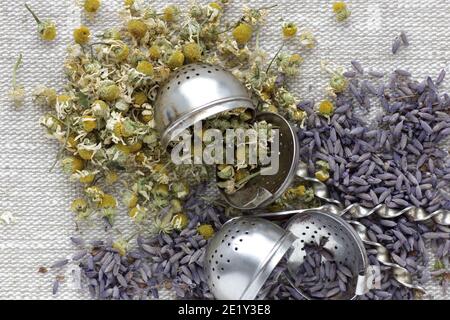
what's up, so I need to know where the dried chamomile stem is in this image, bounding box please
[24,3,57,41]
[9,53,25,107]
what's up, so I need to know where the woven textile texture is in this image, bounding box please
[0,0,449,299]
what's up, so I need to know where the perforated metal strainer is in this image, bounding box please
[205,211,371,300]
[218,112,300,210]
[204,216,296,300]
[284,209,370,300]
[154,63,256,149]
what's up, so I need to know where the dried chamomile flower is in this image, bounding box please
[329,73,348,93]
[72,170,97,184]
[102,28,121,40]
[299,30,316,49]
[81,115,97,132]
[317,100,334,117]
[148,45,161,60]
[232,23,253,45]
[197,224,215,240]
[332,1,351,22]
[24,4,57,41]
[183,42,202,63]
[99,81,121,101]
[315,170,330,182]
[152,210,174,234]
[171,213,189,231]
[112,239,128,256]
[282,22,298,38]
[91,100,110,119]
[71,198,88,214]
[128,19,148,39]
[315,160,330,182]
[62,156,84,174]
[73,26,91,45]
[9,53,25,107]
[136,60,154,76]
[167,50,185,69]
[84,186,103,204]
[84,0,101,14]
[34,86,57,107]
[111,42,130,62]
[99,194,117,208]
[276,53,303,77]
[132,91,148,106]
[163,5,179,22]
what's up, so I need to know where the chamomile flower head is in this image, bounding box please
[197,224,215,239]
[171,213,189,231]
[282,22,298,38]
[332,2,351,22]
[232,23,253,45]
[183,42,202,62]
[62,156,85,174]
[299,30,316,49]
[329,73,348,93]
[132,91,148,106]
[163,5,179,22]
[136,60,154,76]
[127,19,148,39]
[99,82,121,101]
[73,26,91,45]
[148,45,161,60]
[167,50,185,69]
[317,100,334,117]
[9,86,25,107]
[71,198,88,213]
[25,4,57,41]
[84,0,101,13]
[91,100,110,118]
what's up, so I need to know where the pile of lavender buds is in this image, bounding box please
[357,215,449,299]
[297,64,450,295]
[299,65,450,212]
[258,215,449,300]
[258,241,356,300]
[49,183,227,300]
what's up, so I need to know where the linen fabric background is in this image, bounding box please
[0,0,448,299]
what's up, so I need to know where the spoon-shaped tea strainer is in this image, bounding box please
[204,212,372,300]
[154,63,256,149]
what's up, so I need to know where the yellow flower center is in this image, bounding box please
[84,0,101,13]
[232,23,253,45]
[73,26,91,45]
[127,20,147,39]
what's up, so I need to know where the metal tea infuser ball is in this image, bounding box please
[204,210,371,300]
[154,63,256,150]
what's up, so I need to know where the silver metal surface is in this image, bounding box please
[284,210,370,300]
[204,216,296,300]
[154,63,255,149]
[219,112,300,210]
